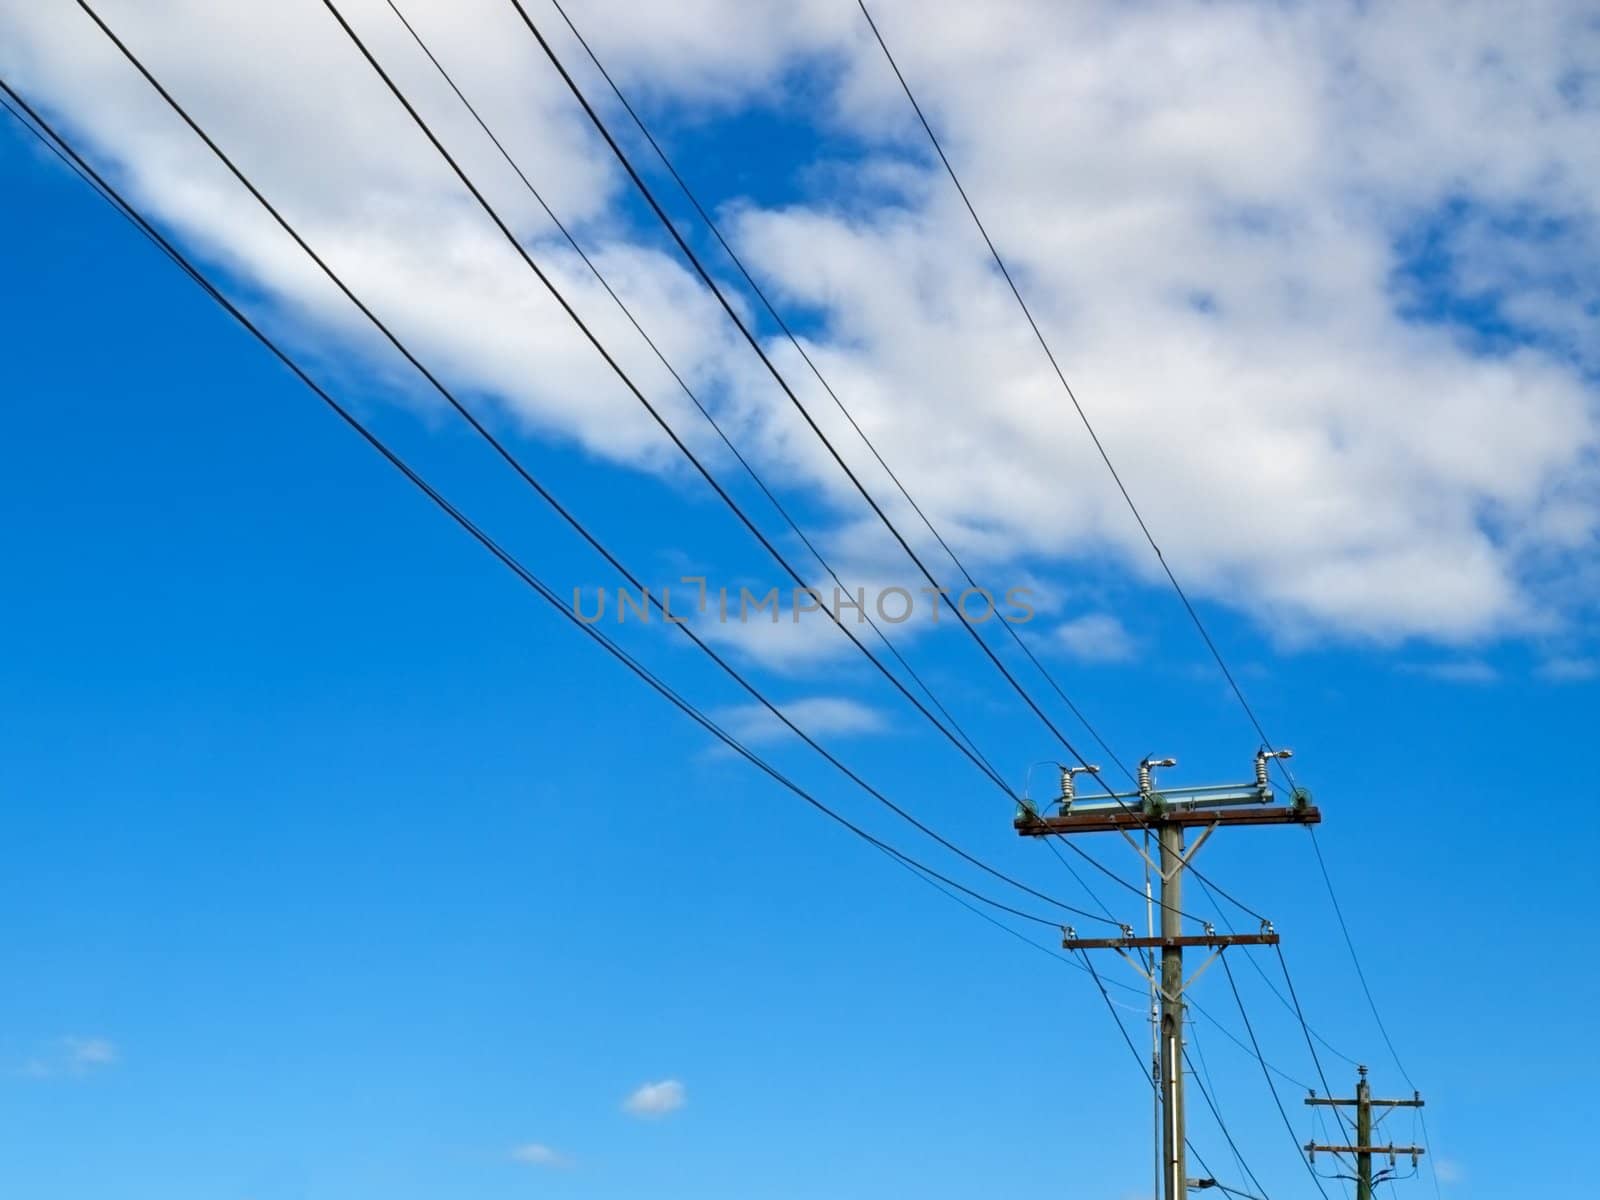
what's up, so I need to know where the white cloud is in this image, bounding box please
[695,597,862,673]
[1405,660,1499,684]
[712,696,888,746]
[63,1036,119,1067]
[1435,1158,1465,1184]
[1053,613,1136,662]
[510,1142,572,1168]
[2,0,1597,653]
[1536,655,1598,681]
[21,1035,119,1079]
[622,1078,686,1118]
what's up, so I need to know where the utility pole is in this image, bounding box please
[1305,1066,1425,1199]
[1017,750,1319,1200]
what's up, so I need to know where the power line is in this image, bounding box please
[1184,1045,1275,1200]
[8,56,1142,986]
[73,0,1015,813]
[1188,1019,1250,1186]
[849,0,1298,932]
[1307,829,1415,1087]
[19,16,1429,1190]
[0,90,206,289]
[5,103,1257,1150]
[121,0,1312,1120]
[937,865,1313,1096]
[72,0,1116,928]
[519,0,1284,935]
[46,16,1376,1196]
[541,0,1133,788]
[913,849,1278,1200]
[1187,995,1312,1093]
[1220,951,1333,1200]
[921,848,1315,1096]
[378,0,1009,798]
[855,0,1299,798]
[851,22,1440,1188]
[511,0,1150,812]
[1308,826,1443,1198]
[320,0,1224,936]
[1041,838,1116,922]
[1211,1185,1269,1200]
[0,72,1057,938]
[1193,872,1360,1075]
[1077,950,1243,1195]
[1273,942,1357,1138]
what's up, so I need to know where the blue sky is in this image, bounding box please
[2,2,1598,1198]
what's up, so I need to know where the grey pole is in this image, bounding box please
[1356,1066,1373,1200]
[1159,821,1186,1200]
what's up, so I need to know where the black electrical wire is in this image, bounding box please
[1220,951,1333,1200]
[1041,838,1117,922]
[516,0,1280,938]
[475,34,1324,1173]
[380,0,1008,797]
[1187,995,1313,1093]
[324,0,1227,936]
[1077,950,1237,1191]
[1189,1020,1249,1185]
[72,0,1118,929]
[856,0,1299,796]
[1211,1185,1269,1200]
[1193,872,1359,1080]
[1273,942,1358,1138]
[855,21,1446,1187]
[1307,827,1442,1198]
[510,0,1151,817]
[0,73,1071,937]
[852,0,1298,925]
[1,92,139,231]
[65,21,1298,1158]
[74,0,1013,818]
[1307,828,1415,1086]
[1186,861,1274,927]
[540,0,1132,792]
[899,815,1282,1200]
[13,52,1400,1199]
[1184,1045,1275,1200]
[894,853,1152,1000]
[905,836,1310,1098]
[0,99,1213,1147]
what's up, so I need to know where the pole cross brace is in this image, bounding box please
[1061,932,1280,951]
[1123,820,1217,882]
[1066,931,1276,1002]
[1306,1143,1426,1164]
[1016,804,1322,836]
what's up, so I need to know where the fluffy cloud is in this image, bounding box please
[712,694,888,745]
[3,0,1596,652]
[1536,655,1598,681]
[510,1142,572,1168]
[63,1036,119,1067]
[22,1035,119,1078]
[1054,613,1136,663]
[1405,659,1499,684]
[622,1078,686,1118]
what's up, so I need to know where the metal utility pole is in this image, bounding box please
[1017,750,1319,1200]
[1306,1066,1425,1199]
